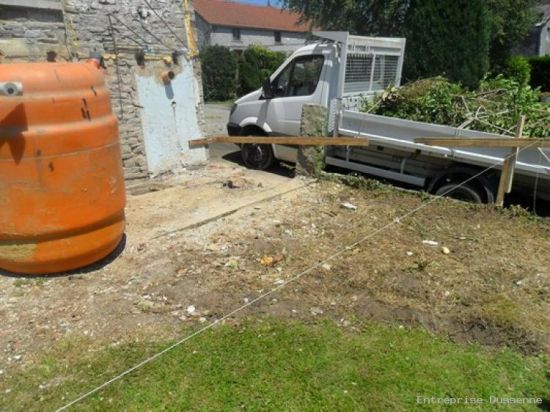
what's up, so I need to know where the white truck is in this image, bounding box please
[227,32,550,203]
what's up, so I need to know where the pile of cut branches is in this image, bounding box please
[362,76,549,138]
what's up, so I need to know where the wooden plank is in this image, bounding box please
[188,138,211,148]
[496,116,525,207]
[189,135,370,149]
[505,115,526,193]
[415,137,550,148]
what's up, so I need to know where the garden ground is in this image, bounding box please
[0,152,548,410]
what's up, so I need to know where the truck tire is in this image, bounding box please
[435,183,484,203]
[241,144,274,170]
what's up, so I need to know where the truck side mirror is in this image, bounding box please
[262,78,274,99]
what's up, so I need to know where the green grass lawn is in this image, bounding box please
[1,320,547,411]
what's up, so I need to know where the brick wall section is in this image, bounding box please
[0,0,205,180]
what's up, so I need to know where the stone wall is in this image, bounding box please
[0,0,207,180]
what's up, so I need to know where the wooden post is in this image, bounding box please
[495,115,525,207]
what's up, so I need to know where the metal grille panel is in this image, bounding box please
[372,55,399,90]
[344,53,399,94]
[344,54,373,94]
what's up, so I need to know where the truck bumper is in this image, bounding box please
[227,123,241,136]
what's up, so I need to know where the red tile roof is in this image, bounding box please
[193,0,311,33]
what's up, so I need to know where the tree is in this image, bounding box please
[487,0,537,69]
[403,0,490,88]
[283,0,409,36]
[283,0,537,76]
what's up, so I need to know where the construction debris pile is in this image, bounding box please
[362,76,550,138]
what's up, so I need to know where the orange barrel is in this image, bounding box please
[0,61,126,275]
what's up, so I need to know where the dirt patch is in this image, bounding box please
[0,166,548,376]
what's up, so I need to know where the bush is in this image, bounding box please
[200,45,238,102]
[528,55,550,92]
[238,46,286,95]
[403,0,490,89]
[505,56,531,86]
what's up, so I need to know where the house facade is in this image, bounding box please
[533,1,550,55]
[0,0,207,179]
[517,0,550,56]
[193,0,310,53]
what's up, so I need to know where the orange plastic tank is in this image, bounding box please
[0,61,126,275]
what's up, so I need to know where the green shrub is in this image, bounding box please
[505,56,531,86]
[403,0,490,89]
[238,45,286,95]
[528,55,550,92]
[200,45,238,102]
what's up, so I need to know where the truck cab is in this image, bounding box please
[227,42,337,166]
[227,32,406,169]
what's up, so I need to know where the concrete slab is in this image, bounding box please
[126,162,307,243]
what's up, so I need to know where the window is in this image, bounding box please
[271,62,293,97]
[232,28,241,41]
[288,55,324,96]
[0,0,62,10]
[274,31,282,44]
[271,55,324,98]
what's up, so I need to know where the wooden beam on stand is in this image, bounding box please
[415,118,548,206]
[189,135,370,149]
[415,136,550,148]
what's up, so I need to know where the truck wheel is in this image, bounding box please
[241,144,274,170]
[435,183,484,203]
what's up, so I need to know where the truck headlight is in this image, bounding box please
[230,103,237,116]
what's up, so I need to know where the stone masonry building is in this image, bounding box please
[0,0,207,180]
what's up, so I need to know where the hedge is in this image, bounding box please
[238,46,286,95]
[505,56,531,86]
[200,45,238,101]
[528,55,550,92]
[403,0,490,89]
[200,45,287,102]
